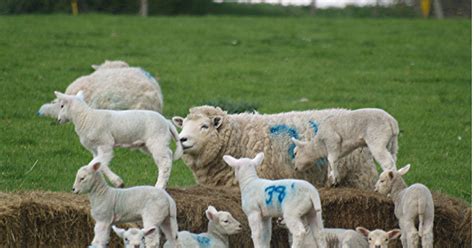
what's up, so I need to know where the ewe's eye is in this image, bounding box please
[60,104,64,108]
[368,238,372,241]
[380,180,385,183]
[385,238,389,241]
[201,124,209,130]
[79,177,85,181]
[223,220,229,223]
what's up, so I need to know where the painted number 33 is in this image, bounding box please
[265,185,286,205]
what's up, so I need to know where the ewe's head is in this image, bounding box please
[375,164,411,195]
[54,91,85,124]
[91,60,129,70]
[356,227,401,248]
[172,106,226,156]
[291,138,321,172]
[72,162,101,194]
[206,206,242,235]
[223,153,264,181]
[112,226,156,248]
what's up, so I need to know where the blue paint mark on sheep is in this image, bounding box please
[192,234,211,247]
[291,183,295,190]
[265,185,286,205]
[269,125,299,159]
[309,120,319,134]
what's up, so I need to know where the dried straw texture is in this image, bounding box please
[0,187,470,248]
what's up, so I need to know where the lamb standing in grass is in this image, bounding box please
[164,206,242,248]
[112,225,157,248]
[291,108,399,185]
[72,162,179,248]
[223,153,325,248]
[55,91,182,188]
[38,60,163,118]
[356,227,401,248]
[375,164,434,248]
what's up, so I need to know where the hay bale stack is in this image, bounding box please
[0,187,470,248]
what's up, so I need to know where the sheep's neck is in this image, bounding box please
[207,222,228,246]
[238,172,259,193]
[71,101,93,132]
[88,174,112,207]
[390,177,407,205]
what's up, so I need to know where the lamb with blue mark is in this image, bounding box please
[223,153,325,248]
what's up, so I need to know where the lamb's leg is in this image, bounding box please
[400,219,419,248]
[148,141,173,189]
[91,222,111,248]
[366,137,396,171]
[96,145,124,188]
[325,136,342,186]
[161,217,180,248]
[421,217,434,248]
[248,212,270,248]
[284,217,306,248]
[326,154,339,186]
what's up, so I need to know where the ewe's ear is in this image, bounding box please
[112,226,125,238]
[172,117,184,128]
[76,90,85,101]
[91,162,101,172]
[398,164,411,176]
[253,152,265,167]
[143,226,156,236]
[291,137,306,147]
[206,206,218,221]
[212,116,223,129]
[223,155,239,167]
[388,229,401,240]
[356,227,370,237]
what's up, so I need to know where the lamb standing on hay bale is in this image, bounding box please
[375,164,434,248]
[172,106,377,190]
[72,162,179,248]
[55,91,182,188]
[356,227,401,248]
[112,225,157,248]
[38,60,163,118]
[291,108,399,186]
[164,205,242,248]
[223,153,325,248]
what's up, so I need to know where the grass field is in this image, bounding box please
[0,15,470,202]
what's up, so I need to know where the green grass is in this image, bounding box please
[0,15,470,202]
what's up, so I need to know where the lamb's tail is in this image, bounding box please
[168,120,183,161]
[309,190,325,248]
[418,197,425,237]
[387,117,399,163]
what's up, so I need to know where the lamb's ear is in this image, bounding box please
[223,155,239,167]
[112,225,125,238]
[356,227,370,237]
[143,226,156,236]
[54,91,68,100]
[75,90,85,101]
[388,229,401,240]
[172,117,184,128]
[212,116,223,129]
[253,152,264,167]
[291,137,306,147]
[205,206,218,221]
[398,164,411,176]
[91,162,101,172]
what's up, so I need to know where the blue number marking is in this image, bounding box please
[265,185,287,205]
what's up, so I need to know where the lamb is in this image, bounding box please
[163,206,242,248]
[291,108,399,185]
[223,153,325,248]
[112,225,157,248]
[355,227,401,248]
[72,162,179,248]
[55,91,182,188]
[375,164,434,248]
[38,60,163,118]
[172,106,378,190]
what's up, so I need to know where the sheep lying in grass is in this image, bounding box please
[164,206,242,248]
[356,227,401,248]
[112,225,156,248]
[38,60,163,118]
[375,164,434,248]
[223,153,325,248]
[291,108,399,185]
[276,217,368,248]
[72,162,179,248]
[55,91,182,188]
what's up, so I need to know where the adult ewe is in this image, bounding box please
[172,106,377,189]
[38,60,163,118]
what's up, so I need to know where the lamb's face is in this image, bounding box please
[172,115,223,155]
[54,91,85,124]
[206,206,242,235]
[292,138,318,171]
[72,165,96,194]
[112,226,156,248]
[374,171,394,195]
[356,227,401,248]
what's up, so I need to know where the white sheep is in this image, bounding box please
[38,60,163,118]
[73,162,179,248]
[375,164,434,248]
[55,91,182,188]
[172,106,378,190]
[291,108,399,186]
[112,225,156,248]
[355,226,401,248]
[164,206,242,248]
[223,153,325,248]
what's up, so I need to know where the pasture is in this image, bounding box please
[0,14,470,202]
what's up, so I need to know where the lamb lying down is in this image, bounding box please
[73,162,179,248]
[164,206,242,248]
[55,91,182,188]
[112,226,157,248]
[356,226,401,248]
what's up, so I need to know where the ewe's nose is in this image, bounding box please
[134,245,140,248]
[375,245,381,248]
[72,188,75,192]
[180,137,187,143]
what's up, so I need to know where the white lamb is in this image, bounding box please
[73,162,179,248]
[291,108,399,185]
[375,164,434,248]
[38,60,163,118]
[112,225,157,248]
[164,206,242,248]
[55,91,182,188]
[355,226,401,248]
[223,153,325,248]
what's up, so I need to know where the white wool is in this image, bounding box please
[356,227,401,248]
[112,226,156,248]
[223,153,325,248]
[55,91,182,188]
[375,164,434,248]
[73,162,179,248]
